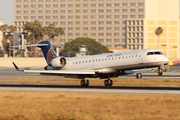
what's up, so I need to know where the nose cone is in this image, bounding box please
[163,56,169,64]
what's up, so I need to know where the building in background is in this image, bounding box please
[143,0,179,58]
[14,0,179,58]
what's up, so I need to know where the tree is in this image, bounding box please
[46,24,64,43]
[0,24,17,56]
[155,27,163,49]
[7,25,17,56]
[64,37,113,57]
[23,21,64,43]
[0,24,8,48]
[23,20,42,44]
[23,20,64,57]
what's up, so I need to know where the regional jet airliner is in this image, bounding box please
[12,41,169,87]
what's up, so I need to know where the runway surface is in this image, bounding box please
[1,69,180,95]
[0,84,180,95]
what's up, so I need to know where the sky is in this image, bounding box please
[0,0,14,25]
[0,0,180,25]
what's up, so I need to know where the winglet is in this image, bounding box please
[12,62,19,71]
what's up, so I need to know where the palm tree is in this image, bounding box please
[0,24,11,55]
[8,25,17,56]
[42,26,50,40]
[54,27,64,44]
[155,27,163,49]
[23,20,42,57]
[48,24,56,43]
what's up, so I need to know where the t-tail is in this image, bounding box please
[12,40,57,64]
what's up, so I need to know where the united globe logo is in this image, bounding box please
[47,48,57,64]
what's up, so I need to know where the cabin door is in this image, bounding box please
[91,58,95,69]
[138,52,143,64]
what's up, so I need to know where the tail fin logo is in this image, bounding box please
[47,48,57,64]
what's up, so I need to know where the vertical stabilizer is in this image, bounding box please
[38,41,57,64]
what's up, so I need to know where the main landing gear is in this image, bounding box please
[136,73,142,79]
[80,78,114,87]
[158,67,163,76]
[80,79,89,86]
[104,78,113,87]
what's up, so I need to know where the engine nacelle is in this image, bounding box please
[49,57,66,68]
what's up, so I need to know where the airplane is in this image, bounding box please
[12,40,169,87]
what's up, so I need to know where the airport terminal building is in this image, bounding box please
[14,0,179,58]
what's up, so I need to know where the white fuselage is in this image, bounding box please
[61,49,169,73]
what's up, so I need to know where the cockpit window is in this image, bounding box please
[147,52,154,55]
[154,52,162,54]
[147,52,163,55]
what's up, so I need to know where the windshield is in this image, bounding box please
[147,52,163,55]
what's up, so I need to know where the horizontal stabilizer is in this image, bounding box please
[125,69,152,74]
[11,44,48,48]
[24,70,95,74]
[12,62,24,71]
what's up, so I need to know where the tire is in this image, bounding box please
[104,80,108,87]
[136,73,142,79]
[85,80,89,86]
[136,74,139,79]
[80,80,85,86]
[109,80,113,86]
[139,73,142,79]
[158,72,163,76]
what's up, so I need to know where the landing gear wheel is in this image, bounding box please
[136,73,142,79]
[104,80,108,87]
[158,72,163,76]
[81,80,85,86]
[80,79,89,86]
[85,80,89,86]
[104,79,113,87]
[109,80,113,86]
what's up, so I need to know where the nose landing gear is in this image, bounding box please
[158,67,163,76]
[136,73,142,79]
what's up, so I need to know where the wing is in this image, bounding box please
[24,70,95,75]
[12,62,95,75]
[125,69,152,74]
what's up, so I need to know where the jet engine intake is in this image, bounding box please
[49,57,66,68]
